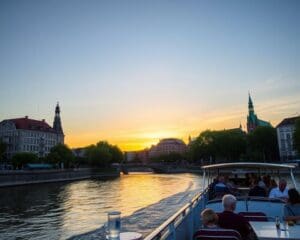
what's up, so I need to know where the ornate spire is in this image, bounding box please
[55,101,60,115]
[248,92,254,111]
[53,102,63,134]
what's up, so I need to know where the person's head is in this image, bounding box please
[258,180,266,189]
[218,176,225,183]
[288,188,300,205]
[279,179,287,192]
[201,208,218,227]
[222,194,237,212]
[263,175,271,187]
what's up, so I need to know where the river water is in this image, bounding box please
[0,173,203,240]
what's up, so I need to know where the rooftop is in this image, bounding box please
[276,116,300,128]
[3,117,56,133]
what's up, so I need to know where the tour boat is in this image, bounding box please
[144,162,299,240]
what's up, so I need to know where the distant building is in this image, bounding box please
[72,147,86,158]
[276,116,300,161]
[149,138,187,158]
[125,149,149,163]
[125,151,137,162]
[247,94,272,132]
[0,103,64,159]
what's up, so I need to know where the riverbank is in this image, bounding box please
[0,168,120,187]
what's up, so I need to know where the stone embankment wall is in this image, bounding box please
[0,169,120,187]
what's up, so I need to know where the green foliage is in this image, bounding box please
[188,129,247,163]
[294,119,300,154]
[0,140,6,161]
[47,144,74,168]
[110,145,124,163]
[12,152,38,169]
[85,141,123,167]
[247,126,279,161]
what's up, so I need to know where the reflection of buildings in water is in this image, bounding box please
[0,174,202,239]
[0,182,66,216]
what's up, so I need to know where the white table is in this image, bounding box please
[120,232,142,240]
[249,221,300,240]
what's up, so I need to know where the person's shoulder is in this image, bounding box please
[218,211,231,218]
[270,187,279,192]
[269,187,278,197]
[231,212,248,222]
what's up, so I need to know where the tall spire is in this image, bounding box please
[53,102,63,134]
[248,92,254,112]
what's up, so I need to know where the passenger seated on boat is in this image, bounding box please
[262,175,271,190]
[201,208,219,228]
[283,188,300,224]
[208,178,219,200]
[225,175,238,194]
[269,178,288,201]
[248,179,266,197]
[217,194,250,239]
[213,176,231,198]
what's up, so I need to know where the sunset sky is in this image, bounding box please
[0,0,299,151]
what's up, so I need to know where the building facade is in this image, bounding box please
[0,104,64,159]
[149,138,187,158]
[125,149,149,163]
[247,94,272,132]
[276,116,300,161]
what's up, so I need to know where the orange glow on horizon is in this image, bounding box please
[65,120,243,151]
[64,96,300,152]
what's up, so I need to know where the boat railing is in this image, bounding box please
[144,188,209,240]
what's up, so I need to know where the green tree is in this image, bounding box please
[294,119,300,155]
[47,144,74,168]
[188,129,246,163]
[85,141,123,167]
[110,145,123,163]
[12,152,38,169]
[247,126,279,162]
[0,140,7,161]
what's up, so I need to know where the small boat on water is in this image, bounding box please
[144,162,299,240]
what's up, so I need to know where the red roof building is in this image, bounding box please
[0,104,64,159]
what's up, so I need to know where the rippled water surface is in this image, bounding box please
[0,173,202,240]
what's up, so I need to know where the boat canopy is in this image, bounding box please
[201,162,296,170]
[201,162,298,191]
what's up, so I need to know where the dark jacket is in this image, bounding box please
[218,211,250,239]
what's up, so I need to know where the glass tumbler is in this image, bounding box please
[107,211,121,239]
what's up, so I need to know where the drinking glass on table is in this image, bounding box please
[282,220,288,231]
[107,211,121,240]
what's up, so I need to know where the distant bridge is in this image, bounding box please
[120,163,194,174]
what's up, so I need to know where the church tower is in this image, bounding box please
[248,94,254,115]
[53,102,64,135]
[246,93,272,133]
[247,93,257,132]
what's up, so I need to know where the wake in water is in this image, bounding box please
[70,182,201,240]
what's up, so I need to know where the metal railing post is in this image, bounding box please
[187,204,194,240]
[169,222,176,240]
